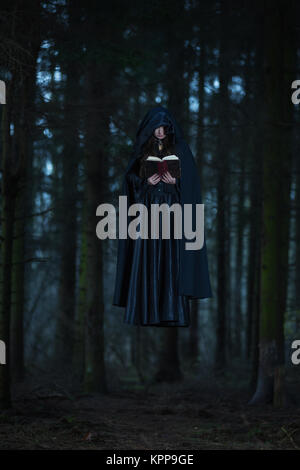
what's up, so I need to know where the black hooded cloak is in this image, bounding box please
[113,106,212,322]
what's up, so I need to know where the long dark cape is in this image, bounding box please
[113,106,212,307]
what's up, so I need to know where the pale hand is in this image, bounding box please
[161,171,176,184]
[147,173,161,185]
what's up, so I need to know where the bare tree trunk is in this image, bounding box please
[249,0,295,405]
[233,153,245,357]
[155,329,182,383]
[189,301,199,365]
[131,326,144,383]
[249,235,261,393]
[215,0,231,373]
[188,40,207,366]
[56,1,80,368]
[0,83,14,408]
[83,58,107,393]
[10,34,40,383]
[246,27,264,363]
[10,84,26,384]
[73,202,87,382]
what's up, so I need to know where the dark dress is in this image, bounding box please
[124,159,190,327]
[113,106,213,321]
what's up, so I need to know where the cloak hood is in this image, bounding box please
[113,106,213,308]
[135,106,180,147]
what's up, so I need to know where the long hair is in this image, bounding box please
[141,132,175,158]
[138,131,176,177]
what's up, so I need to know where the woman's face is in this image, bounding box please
[154,126,166,139]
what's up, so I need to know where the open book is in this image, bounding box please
[140,154,181,179]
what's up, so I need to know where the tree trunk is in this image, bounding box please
[215,0,231,373]
[0,83,14,408]
[56,0,80,368]
[249,0,295,405]
[246,26,264,363]
[233,151,245,357]
[154,329,182,383]
[83,58,107,393]
[10,36,40,383]
[188,39,207,366]
[73,202,87,382]
[10,85,26,384]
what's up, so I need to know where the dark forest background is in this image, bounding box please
[0,0,300,450]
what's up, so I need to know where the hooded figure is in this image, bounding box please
[113,106,212,327]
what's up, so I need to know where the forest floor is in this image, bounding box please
[0,367,300,450]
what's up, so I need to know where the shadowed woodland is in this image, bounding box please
[0,0,300,450]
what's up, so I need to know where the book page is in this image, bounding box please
[146,156,162,161]
[162,155,179,160]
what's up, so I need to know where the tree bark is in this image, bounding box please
[83,58,107,393]
[188,39,207,366]
[249,0,295,405]
[0,83,14,408]
[154,329,183,383]
[56,0,80,368]
[215,0,231,373]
